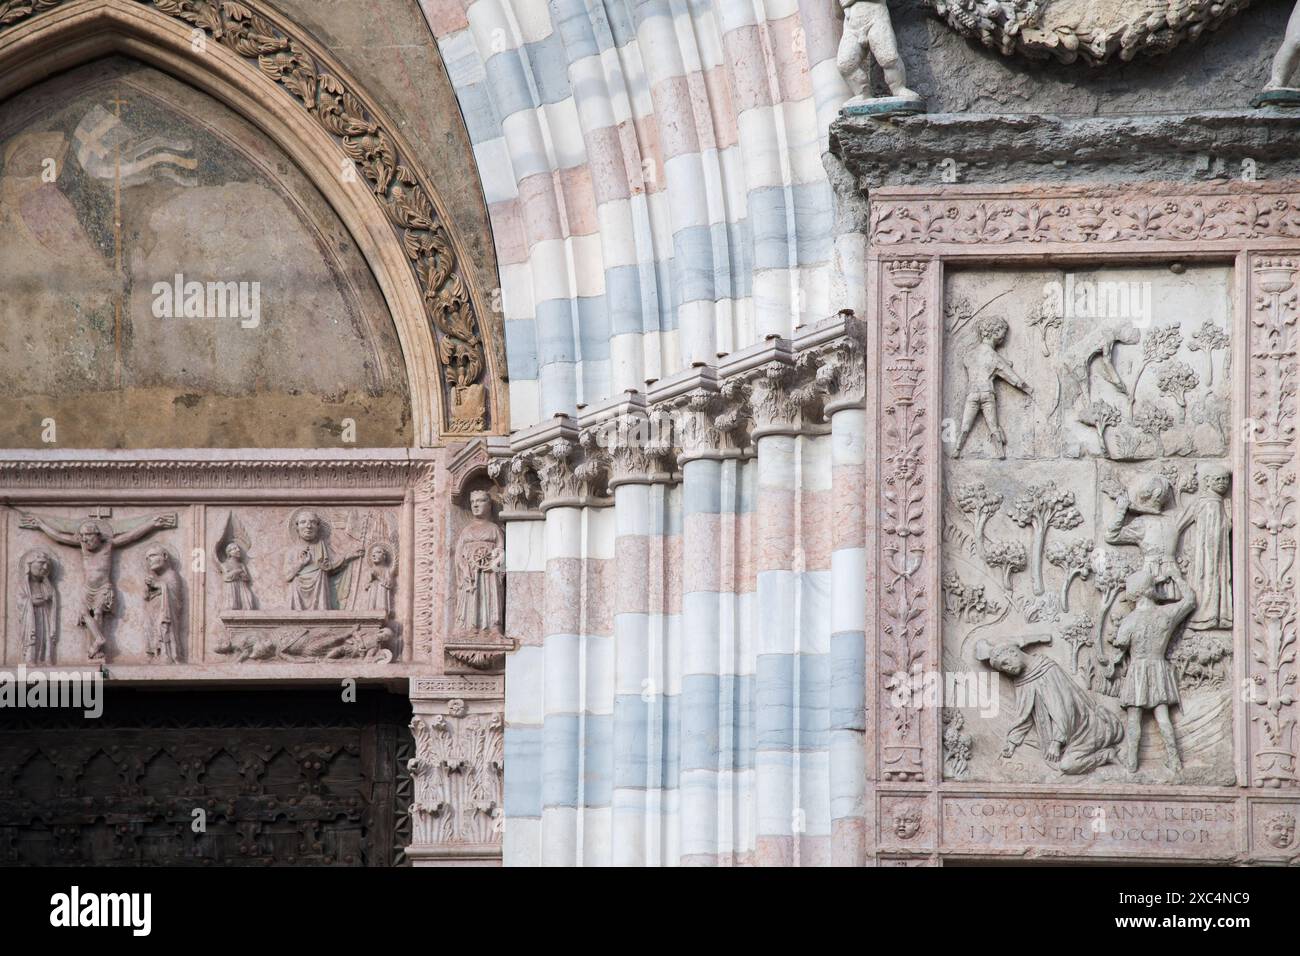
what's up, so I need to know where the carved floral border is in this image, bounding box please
[872,189,1300,247]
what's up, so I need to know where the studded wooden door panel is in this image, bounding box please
[0,688,412,866]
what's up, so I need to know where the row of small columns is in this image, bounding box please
[490,310,868,866]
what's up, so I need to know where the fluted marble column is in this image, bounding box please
[798,312,869,866]
[725,341,825,866]
[579,393,677,865]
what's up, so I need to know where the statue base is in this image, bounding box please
[1251,88,1300,108]
[841,95,926,118]
[445,628,515,672]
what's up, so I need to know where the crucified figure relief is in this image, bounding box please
[18,509,177,660]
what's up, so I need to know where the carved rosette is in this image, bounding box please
[879,259,931,782]
[408,702,504,849]
[1248,257,1299,789]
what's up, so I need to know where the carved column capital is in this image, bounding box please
[657,384,749,465]
[487,452,539,519]
[578,397,675,490]
[795,309,868,416]
[406,696,504,862]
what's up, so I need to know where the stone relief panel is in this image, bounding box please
[941,264,1236,785]
[7,506,183,664]
[443,484,511,673]
[0,458,429,669]
[207,505,404,664]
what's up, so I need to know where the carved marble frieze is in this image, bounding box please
[1,456,434,670]
[942,264,1236,786]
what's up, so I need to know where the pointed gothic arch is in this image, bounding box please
[0,0,506,443]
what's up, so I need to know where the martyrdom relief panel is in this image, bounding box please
[940,264,1236,786]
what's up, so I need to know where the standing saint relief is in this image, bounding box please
[445,487,511,671]
[942,265,1237,784]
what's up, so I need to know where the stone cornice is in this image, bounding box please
[832,111,1300,190]
[0,450,435,493]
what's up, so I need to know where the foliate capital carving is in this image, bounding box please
[658,385,749,464]
[408,703,503,848]
[742,360,809,438]
[487,453,539,517]
[580,411,674,489]
[798,310,868,415]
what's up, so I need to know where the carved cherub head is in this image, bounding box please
[77,521,106,551]
[369,544,391,566]
[976,315,1009,346]
[893,806,923,840]
[1264,812,1296,849]
[469,489,494,519]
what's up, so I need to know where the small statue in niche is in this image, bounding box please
[1110,567,1197,773]
[218,542,255,610]
[835,0,924,114]
[362,543,397,617]
[282,509,362,611]
[1179,465,1232,631]
[143,546,183,664]
[17,550,57,664]
[1254,3,1300,107]
[18,509,177,660]
[214,512,256,610]
[953,316,1033,459]
[976,635,1124,775]
[453,489,505,637]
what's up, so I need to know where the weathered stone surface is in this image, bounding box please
[832,109,1300,187]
